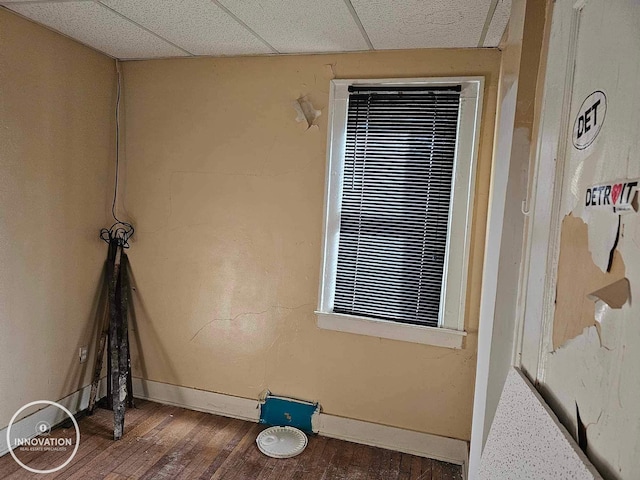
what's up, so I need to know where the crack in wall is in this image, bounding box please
[189,303,313,343]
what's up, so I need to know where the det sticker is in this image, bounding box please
[572,90,607,150]
[585,179,639,214]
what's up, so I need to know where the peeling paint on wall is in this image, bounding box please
[587,278,630,309]
[553,214,626,351]
[576,403,588,452]
[324,63,337,80]
[293,96,321,129]
[537,1,640,477]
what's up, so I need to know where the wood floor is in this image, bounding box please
[0,400,462,479]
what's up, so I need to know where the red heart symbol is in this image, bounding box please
[611,183,623,204]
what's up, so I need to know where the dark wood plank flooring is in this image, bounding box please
[0,399,462,479]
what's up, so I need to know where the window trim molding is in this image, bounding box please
[315,311,468,349]
[316,77,484,347]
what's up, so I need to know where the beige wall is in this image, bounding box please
[482,0,549,446]
[122,48,500,441]
[0,9,115,427]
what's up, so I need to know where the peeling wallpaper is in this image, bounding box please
[536,0,640,477]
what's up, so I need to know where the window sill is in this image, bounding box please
[315,311,467,349]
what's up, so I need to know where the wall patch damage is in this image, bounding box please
[587,278,630,309]
[293,96,321,129]
[553,214,626,350]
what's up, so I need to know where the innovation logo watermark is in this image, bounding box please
[6,400,80,474]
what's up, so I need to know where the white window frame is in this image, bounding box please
[316,77,484,349]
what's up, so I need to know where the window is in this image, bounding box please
[316,78,483,349]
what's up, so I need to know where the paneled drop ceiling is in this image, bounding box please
[1,0,512,60]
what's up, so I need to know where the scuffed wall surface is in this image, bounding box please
[538,0,640,478]
[0,10,114,427]
[121,49,500,441]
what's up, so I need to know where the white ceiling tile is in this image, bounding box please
[0,0,93,2]
[351,0,492,49]
[101,0,272,56]
[483,0,511,47]
[5,1,187,58]
[218,0,369,54]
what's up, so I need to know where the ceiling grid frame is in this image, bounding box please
[341,0,374,50]
[0,0,512,59]
[97,1,193,56]
[209,0,279,54]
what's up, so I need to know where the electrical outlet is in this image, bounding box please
[79,346,88,364]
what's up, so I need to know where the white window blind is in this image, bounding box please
[333,85,462,327]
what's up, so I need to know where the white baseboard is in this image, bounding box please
[1,378,468,476]
[131,378,468,469]
[313,413,468,466]
[132,378,260,423]
[0,380,106,457]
